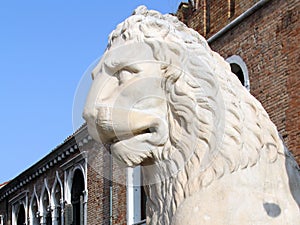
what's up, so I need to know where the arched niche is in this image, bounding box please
[16,204,25,225]
[226,55,250,91]
[51,172,63,225]
[71,169,85,225]
[29,191,39,225]
[40,180,52,225]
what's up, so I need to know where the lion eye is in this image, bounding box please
[116,69,135,85]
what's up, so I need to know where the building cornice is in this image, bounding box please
[0,124,93,201]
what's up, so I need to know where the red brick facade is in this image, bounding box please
[178,0,300,164]
[86,141,127,225]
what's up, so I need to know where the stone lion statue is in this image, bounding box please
[83,6,300,225]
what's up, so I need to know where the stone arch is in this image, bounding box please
[63,153,88,225]
[12,193,28,225]
[70,168,85,225]
[226,55,250,90]
[40,179,52,225]
[29,188,39,225]
[51,172,63,225]
[65,164,86,204]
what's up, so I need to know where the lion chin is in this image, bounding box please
[84,6,300,225]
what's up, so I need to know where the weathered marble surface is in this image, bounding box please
[83,6,300,225]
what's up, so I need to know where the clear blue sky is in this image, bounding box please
[0,0,181,184]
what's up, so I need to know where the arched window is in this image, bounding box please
[30,196,39,225]
[17,204,25,225]
[42,191,52,225]
[226,55,250,91]
[53,184,62,225]
[71,169,85,225]
[63,153,88,225]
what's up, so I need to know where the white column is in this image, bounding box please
[126,166,141,225]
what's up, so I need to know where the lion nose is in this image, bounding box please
[83,106,101,143]
[82,106,95,124]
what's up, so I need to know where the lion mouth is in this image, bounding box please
[97,121,155,145]
[93,106,168,166]
[95,106,165,146]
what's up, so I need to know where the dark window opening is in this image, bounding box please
[45,211,52,225]
[228,0,235,18]
[31,197,39,225]
[42,192,52,225]
[54,185,62,225]
[17,204,25,225]
[141,186,147,220]
[56,206,62,225]
[230,63,244,86]
[204,0,211,35]
[71,169,85,225]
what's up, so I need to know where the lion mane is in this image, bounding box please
[99,6,299,225]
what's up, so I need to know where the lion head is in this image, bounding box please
[83,6,298,225]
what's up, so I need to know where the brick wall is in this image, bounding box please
[182,0,260,38]
[179,0,300,164]
[86,141,127,225]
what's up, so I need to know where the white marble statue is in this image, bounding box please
[83,6,300,225]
